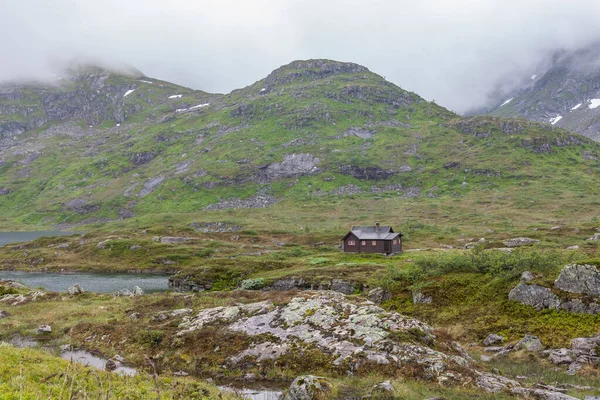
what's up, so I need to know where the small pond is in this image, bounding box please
[0,271,169,293]
[61,350,137,376]
[0,231,78,247]
[219,385,283,400]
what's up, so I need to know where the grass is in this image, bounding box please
[0,345,239,400]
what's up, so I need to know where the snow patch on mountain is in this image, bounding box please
[500,98,514,107]
[123,89,135,97]
[589,99,600,109]
[550,115,563,125]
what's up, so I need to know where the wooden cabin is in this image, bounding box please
[341,223,403,255]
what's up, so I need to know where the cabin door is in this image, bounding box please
[384,241,391,253]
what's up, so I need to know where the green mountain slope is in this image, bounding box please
[1,59,600,232]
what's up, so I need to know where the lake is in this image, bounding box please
[0,231,78,247]
[0,271,170,293]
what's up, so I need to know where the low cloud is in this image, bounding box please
[2,0,600,112]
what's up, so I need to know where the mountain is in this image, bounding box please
[481,43,600,141]
[1,59,600,230]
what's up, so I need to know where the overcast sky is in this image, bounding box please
[3,0,600,112]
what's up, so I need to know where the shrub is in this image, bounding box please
[137,330,165,346]
[412,248,586,278]
[240,278,265,290]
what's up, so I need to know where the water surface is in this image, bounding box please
[0,231,77,247]
[0,271,169,293]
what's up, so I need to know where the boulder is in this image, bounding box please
[516,335,543,352]
[132,286,145,296]
[272,278,307,291]
[67,284,84,295]
[367,287,391,304]
[412,290,432,304]
[330,279,355,295]
[36,325,52,334]
[555,264,600,296]
[508,283,560,310]
[483,334,505,346]
[520,271,535,282]
[284,375,333,400]
[503,237,540,247]
[0,310,10,318]
[548,348,573,365]
[372,380,395,393]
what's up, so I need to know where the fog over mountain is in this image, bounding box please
[3,0,600,113]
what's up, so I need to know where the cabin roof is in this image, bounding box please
[344,225,402,240]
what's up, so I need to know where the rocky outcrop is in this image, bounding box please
[503,237,540,247]
[283,375,332,400]
[339,165,396,180]
[0,291,45,306]
[544,334,600,375]
[260,153,321,181]
[508,283,560,310]
[190,222,241,233]
[138,176,165,198]
[483,334,505,346]
[0,187,11,196]
[177,291,471,383]
[554,264,600,296]
[204,194,278,210]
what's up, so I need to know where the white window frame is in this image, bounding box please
[348,240,356,246]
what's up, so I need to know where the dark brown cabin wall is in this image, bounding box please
[344,233,360,253]
[357,239,386,253]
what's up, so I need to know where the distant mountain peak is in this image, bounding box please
[263,59,370,87]
[479,41,600,141]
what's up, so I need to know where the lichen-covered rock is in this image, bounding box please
[132,286,145,296]
[36,325,52,334]
[412,290,432,304]
[367,287,391,304]
[503,237,540,247]
[516,335,543,352]
[508,283,560,310]
[283,375,332,400]
[476,372,520,393]
[0,291,45,306]
[483,334,505,346]
[521,271,535,282]
[372,380,395,393]
[548,348,573,365]
[555,264,600,296]
[67,284,84,295]
[330,279,355,295]
[177,292,467,378]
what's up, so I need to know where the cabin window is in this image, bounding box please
[348,240,355,246]
[361,241,366,246]
[393,239,398,245]
[372,241,377,246]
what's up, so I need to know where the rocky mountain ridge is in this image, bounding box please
[480,43,600,141]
